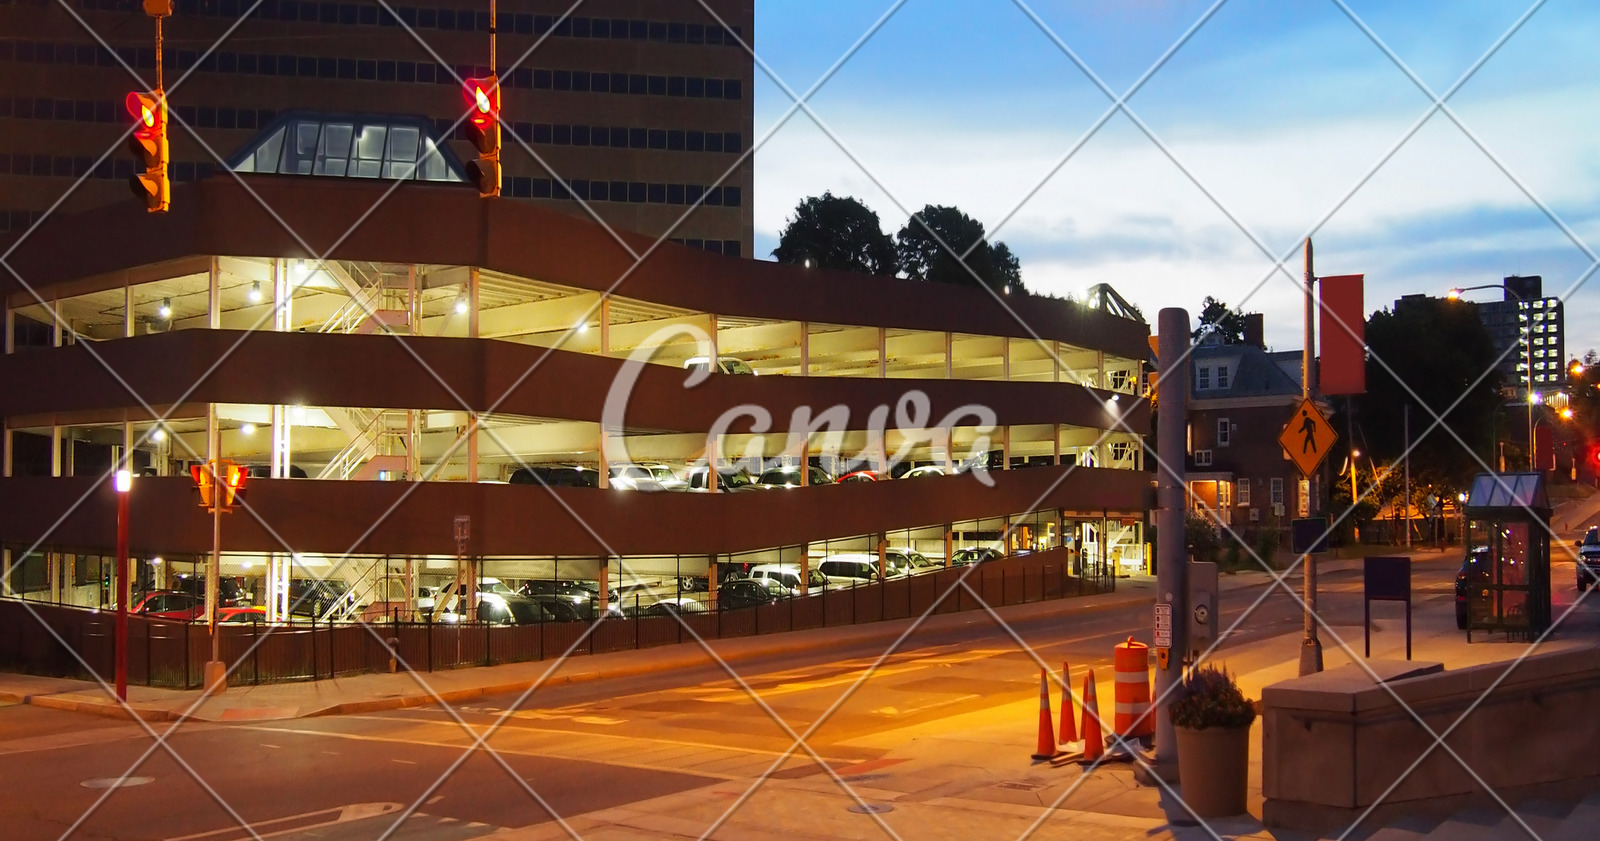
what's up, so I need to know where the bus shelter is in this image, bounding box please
[1461,472,1551,641]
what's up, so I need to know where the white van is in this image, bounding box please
[747,563,839,597]
[817,553,906,583]
[684,356,756,376]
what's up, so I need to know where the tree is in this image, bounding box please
[770,192,897,276]
[1357,297,1503,492]
[894,205,1027,295]
[1192,296,1248,343]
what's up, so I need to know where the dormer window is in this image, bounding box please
[1197,366,1211,390]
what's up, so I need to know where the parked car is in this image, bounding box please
[756,465,833,488]
[435,578,550,625]
[526,595,585,622]
[899,465,947,480]
[608,464,668,492]
[171,574,246,608]
[509,464,601,488]
[287,577,352,618]
[836,469,886,484]
[639,597,710,617]
[818,553,904,583]
[719,578,789,610]
[683,356,756,376]
[951,547,1004,566]
[887,548,939,574]
[1456,546,1492,630]
[684,466,764,492]
[1576,527,1600,591]
[416,585,437,616]
[131,590,204,621]
[747,563,837,597]
[217,606,267,624]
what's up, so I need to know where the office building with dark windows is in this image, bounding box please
[0,176,1149,660]
[0,0,754,255]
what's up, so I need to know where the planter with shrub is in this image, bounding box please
[1170,665,1256,818]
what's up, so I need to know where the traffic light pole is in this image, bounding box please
[204,409,226,693]
[1299,238,1324,676]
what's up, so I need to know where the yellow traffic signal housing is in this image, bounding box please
[125,91,169,213]
[462,75,501,197]
[190,460,247,512]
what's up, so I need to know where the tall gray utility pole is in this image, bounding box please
[1299,239,1324,676]
[1153,308,1189,774]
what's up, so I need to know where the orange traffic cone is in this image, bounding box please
[1080,669,1104,763]
[1058,661,1079,745]
[1031,669,1056,760]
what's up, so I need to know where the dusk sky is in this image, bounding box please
[748,0,1599,364]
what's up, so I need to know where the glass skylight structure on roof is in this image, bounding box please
[228,112,467,182]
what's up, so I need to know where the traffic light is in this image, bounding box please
[190,460,247,512]
[125,90,169,213]
[461,75,501,197]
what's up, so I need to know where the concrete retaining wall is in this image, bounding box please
[1262,649,1600,831]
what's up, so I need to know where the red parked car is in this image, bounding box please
[131,590,203,621]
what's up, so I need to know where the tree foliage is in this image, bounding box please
[894,205,1026,295]
[770,192,896,276]
[1192,296,1248,343]
[1357,297,1502,491]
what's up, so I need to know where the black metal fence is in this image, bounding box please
[0,550,1107,688]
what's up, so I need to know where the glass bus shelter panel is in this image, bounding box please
[950,333,1005,381]
[886,329,947,379]
[806,323,881,378]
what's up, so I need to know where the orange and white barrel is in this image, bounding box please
[1113,636,1152,738]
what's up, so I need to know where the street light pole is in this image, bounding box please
[1299,238,1322,676]
[114,469,131,702]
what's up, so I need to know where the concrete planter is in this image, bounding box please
[1176,723,1252,818]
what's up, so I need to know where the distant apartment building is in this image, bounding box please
[0,0,754,256]
[1456,276,1565,399]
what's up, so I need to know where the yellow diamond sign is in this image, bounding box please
[1279,398,1337,477]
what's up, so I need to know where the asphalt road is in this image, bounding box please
[0,553,1547,841]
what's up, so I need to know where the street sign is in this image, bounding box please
[1278,398,1337,477]
[1153,603,1173,649]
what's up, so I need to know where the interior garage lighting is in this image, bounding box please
[240,423,257,436]
[248,281,263,303]
[151,427,166,442]
[454,298,470,315]
[576,321,588,333]
[158,298,172,319]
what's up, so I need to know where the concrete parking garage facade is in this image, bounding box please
[0,176,1149,620]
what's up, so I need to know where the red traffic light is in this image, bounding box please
[125,91,162,139]
[462,76,498,130]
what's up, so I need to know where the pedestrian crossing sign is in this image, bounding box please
[1279,398,1337,477]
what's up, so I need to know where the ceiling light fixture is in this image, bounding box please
[240,422,257,435]
[454,298,470,315]
[158,298,172,319]
[248,281,263,303]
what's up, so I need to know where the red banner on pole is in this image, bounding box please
[1319,274,1365,395]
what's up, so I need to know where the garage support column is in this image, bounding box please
[4,302,14,353]
[62,426,74,476]
[1,548,11,593]
[1051,341,1060,383]
[597,428,610,489]
[467,268,481,340]
[599,295,611,357]
[798,554,810,595]
[878,327,887,378]
[943,527,953,568]
[940,427,954,472]
[51,292,62,347]
[1003,338,1011,381]
[706,557,718,606]
[944,332,953,379]
[2,425,12,477]
[707,314,718,363]
[1000,425,1010,471]
[207,256,220,329]
[50,425,62,477]
[1053,423,1061,466]
[706,436,719,493]
[876,537,888,582]
[465,414,479,483]
[799,321,809,376]
[274,259,291,332]
[124,283,136,338]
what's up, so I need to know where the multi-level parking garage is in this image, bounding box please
[0,176,1150,625]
